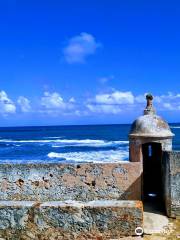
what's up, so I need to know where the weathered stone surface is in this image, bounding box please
[0,200,143,239]
[129,137,172,162]
[129,95,173,163]
[162,151,180,218]
[129,95,174,139]
[0,163,142,201]
[0,201,34,230]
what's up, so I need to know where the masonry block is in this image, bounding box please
[0,200,143,239]
[0,163,142,201]
[162,151,180,218]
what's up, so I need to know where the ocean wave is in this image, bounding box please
[0,139,129,147]
[47,149,129,163]
[170,126,180,129]
[52,140,129,148]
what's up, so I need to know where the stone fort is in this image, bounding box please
[0,94,179,239]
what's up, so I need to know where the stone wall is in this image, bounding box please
[162,151,180,218]
[129,137,172,162]
[0,162,143,239]
[0,162,142,201]
[0,200,143,239]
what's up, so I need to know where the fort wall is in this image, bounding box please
[162,151,180,218]
[0,162,142,201]
[0,162,143,239]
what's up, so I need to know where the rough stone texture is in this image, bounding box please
[129,137,172,162]
[162,151,180,218]
[129,105,173,162]
[129,114,174,138]
[0,200,143,240]
[0,163,142,201]
[0,201,34,230]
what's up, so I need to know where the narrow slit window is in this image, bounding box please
[148,145,152,157]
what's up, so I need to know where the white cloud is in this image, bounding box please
[87,104,122,114]
[63,32,101,63]
[41,92,66,109]
[94,91,134,105]
[40,92,75,115]
[0,91,16,115]
[86,91,180,115]
[0,89,179,119]
[86,91,134,115]
[17,96,31,112]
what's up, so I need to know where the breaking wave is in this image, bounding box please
[47,149,129,163]
[0,138,128,148]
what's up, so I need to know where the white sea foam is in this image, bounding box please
[52,140,128,148]
[0,139,129,148]
[0,139,105,143]
[47,149,129,163]
[170,126,180,129]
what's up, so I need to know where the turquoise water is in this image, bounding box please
[0,124,179,163]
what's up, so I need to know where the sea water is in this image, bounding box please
[0,124,179,163]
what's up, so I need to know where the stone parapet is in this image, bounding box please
[0,163,142,201]
[0,200,143,240]
[162,151,180,218]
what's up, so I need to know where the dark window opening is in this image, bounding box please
[142,142,164,211]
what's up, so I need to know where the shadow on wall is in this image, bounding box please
[120,174,142,200]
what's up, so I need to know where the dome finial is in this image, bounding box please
[144,93,156,115]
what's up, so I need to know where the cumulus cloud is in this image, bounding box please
[17,96,31,112]
[86,90,180,115]
[0,91,16,115]
[63,32,101,63]
[86,91,134,115]
[41,92,75,115]
[0,89,179,119]
[93,91,134,105]
[86,104,122,114]
[41,92,66,109]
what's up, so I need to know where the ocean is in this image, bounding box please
[0,124,179,164]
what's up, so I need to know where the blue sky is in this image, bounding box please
[0,0,180,126]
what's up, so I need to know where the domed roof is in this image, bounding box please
[129,114,174,137]
[129,94,174,138]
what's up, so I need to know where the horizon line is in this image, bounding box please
[0,122,179,128]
